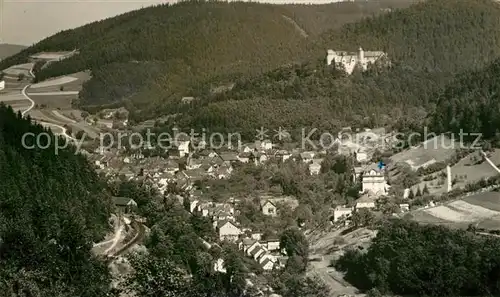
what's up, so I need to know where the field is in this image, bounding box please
[407,149,500,196]
[390,136,458,170]
[29,94,75,109]
[409,191,500,230]
[0,63,101,140]
[450,150,500,187]
[2,63,33,78]
[27,71,90,94]
[0,90,30,113]
[30,51,75,61]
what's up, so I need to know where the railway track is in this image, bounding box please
[109,220,145,258]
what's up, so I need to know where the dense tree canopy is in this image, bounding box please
[335,219,500,296]
[154,0,500,139]
[431,58,500,142]
[0,104,113,296]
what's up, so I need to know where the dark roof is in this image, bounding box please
[260,258,273,268]
[113,197,136,207]
[199,149,216,156]
[250,246,264,257]
[219,152,239,161]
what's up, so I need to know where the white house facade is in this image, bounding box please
[361,169,388,196]
[261,201,277,217]
[218,221,241,242]
[333,206,353,222]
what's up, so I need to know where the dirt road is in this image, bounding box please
[308,258,358,296]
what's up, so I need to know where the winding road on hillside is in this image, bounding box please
[104,224,125,255]
[21,85,35,117]
[20,84,77,141]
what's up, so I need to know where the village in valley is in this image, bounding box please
[4,44,500,297]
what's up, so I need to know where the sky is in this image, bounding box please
[2,0,174,45]
[2,0,346,46]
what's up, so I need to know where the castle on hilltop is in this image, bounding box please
[326,47,389,75]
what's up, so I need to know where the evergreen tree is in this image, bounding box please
[423,184,430,195]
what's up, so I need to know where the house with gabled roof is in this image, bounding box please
[249,245,267,260]
[261,200,277,217]
[113,197,137,213]
[355,194,376,209]
[254,140,273,151]
[211,164,233,179]
[260,257,274,271]
[360,163,389,196]
[217,220,241,242]
[219,152,239,164]
[198,149,218,159]
[309,162,322,175]
[238,152,252,163]
[274,150,292,163]
[300,151,315,163]
[245,241,262,256]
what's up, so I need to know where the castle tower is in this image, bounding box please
[358,47,364,65]
[326,49,335,66]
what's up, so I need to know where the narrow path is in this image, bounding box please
[27,91,79,96]
[93,238,114,248]
[21,86,77,141]
[477,231,500,238]
[481,150,500,174]
[282,15,308,38]
[104,224,125,255]
[52,110,77,124]
[21,84,35,117]
[39,121,77,141]
[111,222,145,257]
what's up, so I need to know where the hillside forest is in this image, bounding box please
[336,219,500,297]
[0,104,113,296]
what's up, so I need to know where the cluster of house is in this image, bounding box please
[333,162,413,223]
[239,237,284,271]
[86,135,358,195]
[189,195,297,271]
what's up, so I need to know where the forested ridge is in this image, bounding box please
[158,0,500,139]
[0,0,413,120]
[431,58,500,143]
[0,104,113,296]
[3,0,500,135]
[336,219,500,296]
